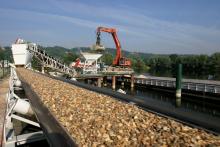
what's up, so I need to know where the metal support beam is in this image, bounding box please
[41,65,45,74]
[97,78,102,88]
[11,114,40,128]
[6,131,45,146]
[112,76,116,90]
[4,66,47,147]
[131,74,134,88]
[176,64,182,98]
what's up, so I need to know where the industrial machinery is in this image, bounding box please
[3,65,47,146]
[11,39,76,76]
[71,52,103,74]
[93,27,131,67]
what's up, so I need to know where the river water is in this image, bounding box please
[84,79,220,118]
[101,80,219,125]
[123,86,220,117]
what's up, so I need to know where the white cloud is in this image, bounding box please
[0,1,220,54]
[48,0,220,54]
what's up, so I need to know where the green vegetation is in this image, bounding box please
[42,46,70,59]
[0,46,5,60]
[0,46,13,62]
[42,46,79,64]
[62,52,78,65]
[0,46,11,78]
[128,54,149,73]
[144,53,220,80]
[101,53,114,65]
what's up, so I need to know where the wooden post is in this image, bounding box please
[131,74,134,89]
[41,65,45,74]
[97,78,102,88]
[112,76,116,90]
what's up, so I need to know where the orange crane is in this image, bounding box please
[94,26,131,67]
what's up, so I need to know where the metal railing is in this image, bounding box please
[135,78,220,94]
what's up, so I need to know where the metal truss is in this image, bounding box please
[3,67,46,147]
[27,43,76,77]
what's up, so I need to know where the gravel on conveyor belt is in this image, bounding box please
[17,68,220,146]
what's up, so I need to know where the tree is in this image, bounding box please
[148,57,157,68]
[101,53,113,65]
[169,54,178,64]
[198,55,209,71]
[157,56,171,69]
[63,52,79,65]
[134,59,149,73]
[210,53,220,72]
[0,47,4,60]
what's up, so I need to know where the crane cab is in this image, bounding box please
[119,57,131,67]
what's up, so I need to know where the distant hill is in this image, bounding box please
[71,47,154,59]
[42,46,155,60]
[41,46,70,59]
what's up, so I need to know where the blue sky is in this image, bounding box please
[0,0,220,54]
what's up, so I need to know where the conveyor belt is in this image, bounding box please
[17,70,220,146]
[19,78,77,147]
[27,43,76,77]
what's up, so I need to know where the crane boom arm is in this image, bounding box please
[97,27,122,65]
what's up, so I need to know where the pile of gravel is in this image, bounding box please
[17,68,220,146]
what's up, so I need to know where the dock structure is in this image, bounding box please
[134,76,220,94]
[75,69,134,90]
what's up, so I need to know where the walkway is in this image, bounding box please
[0,78,9,146]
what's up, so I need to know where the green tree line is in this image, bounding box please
[0,46,13,61]
[145,53,220,72]
[144,53,220,79]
